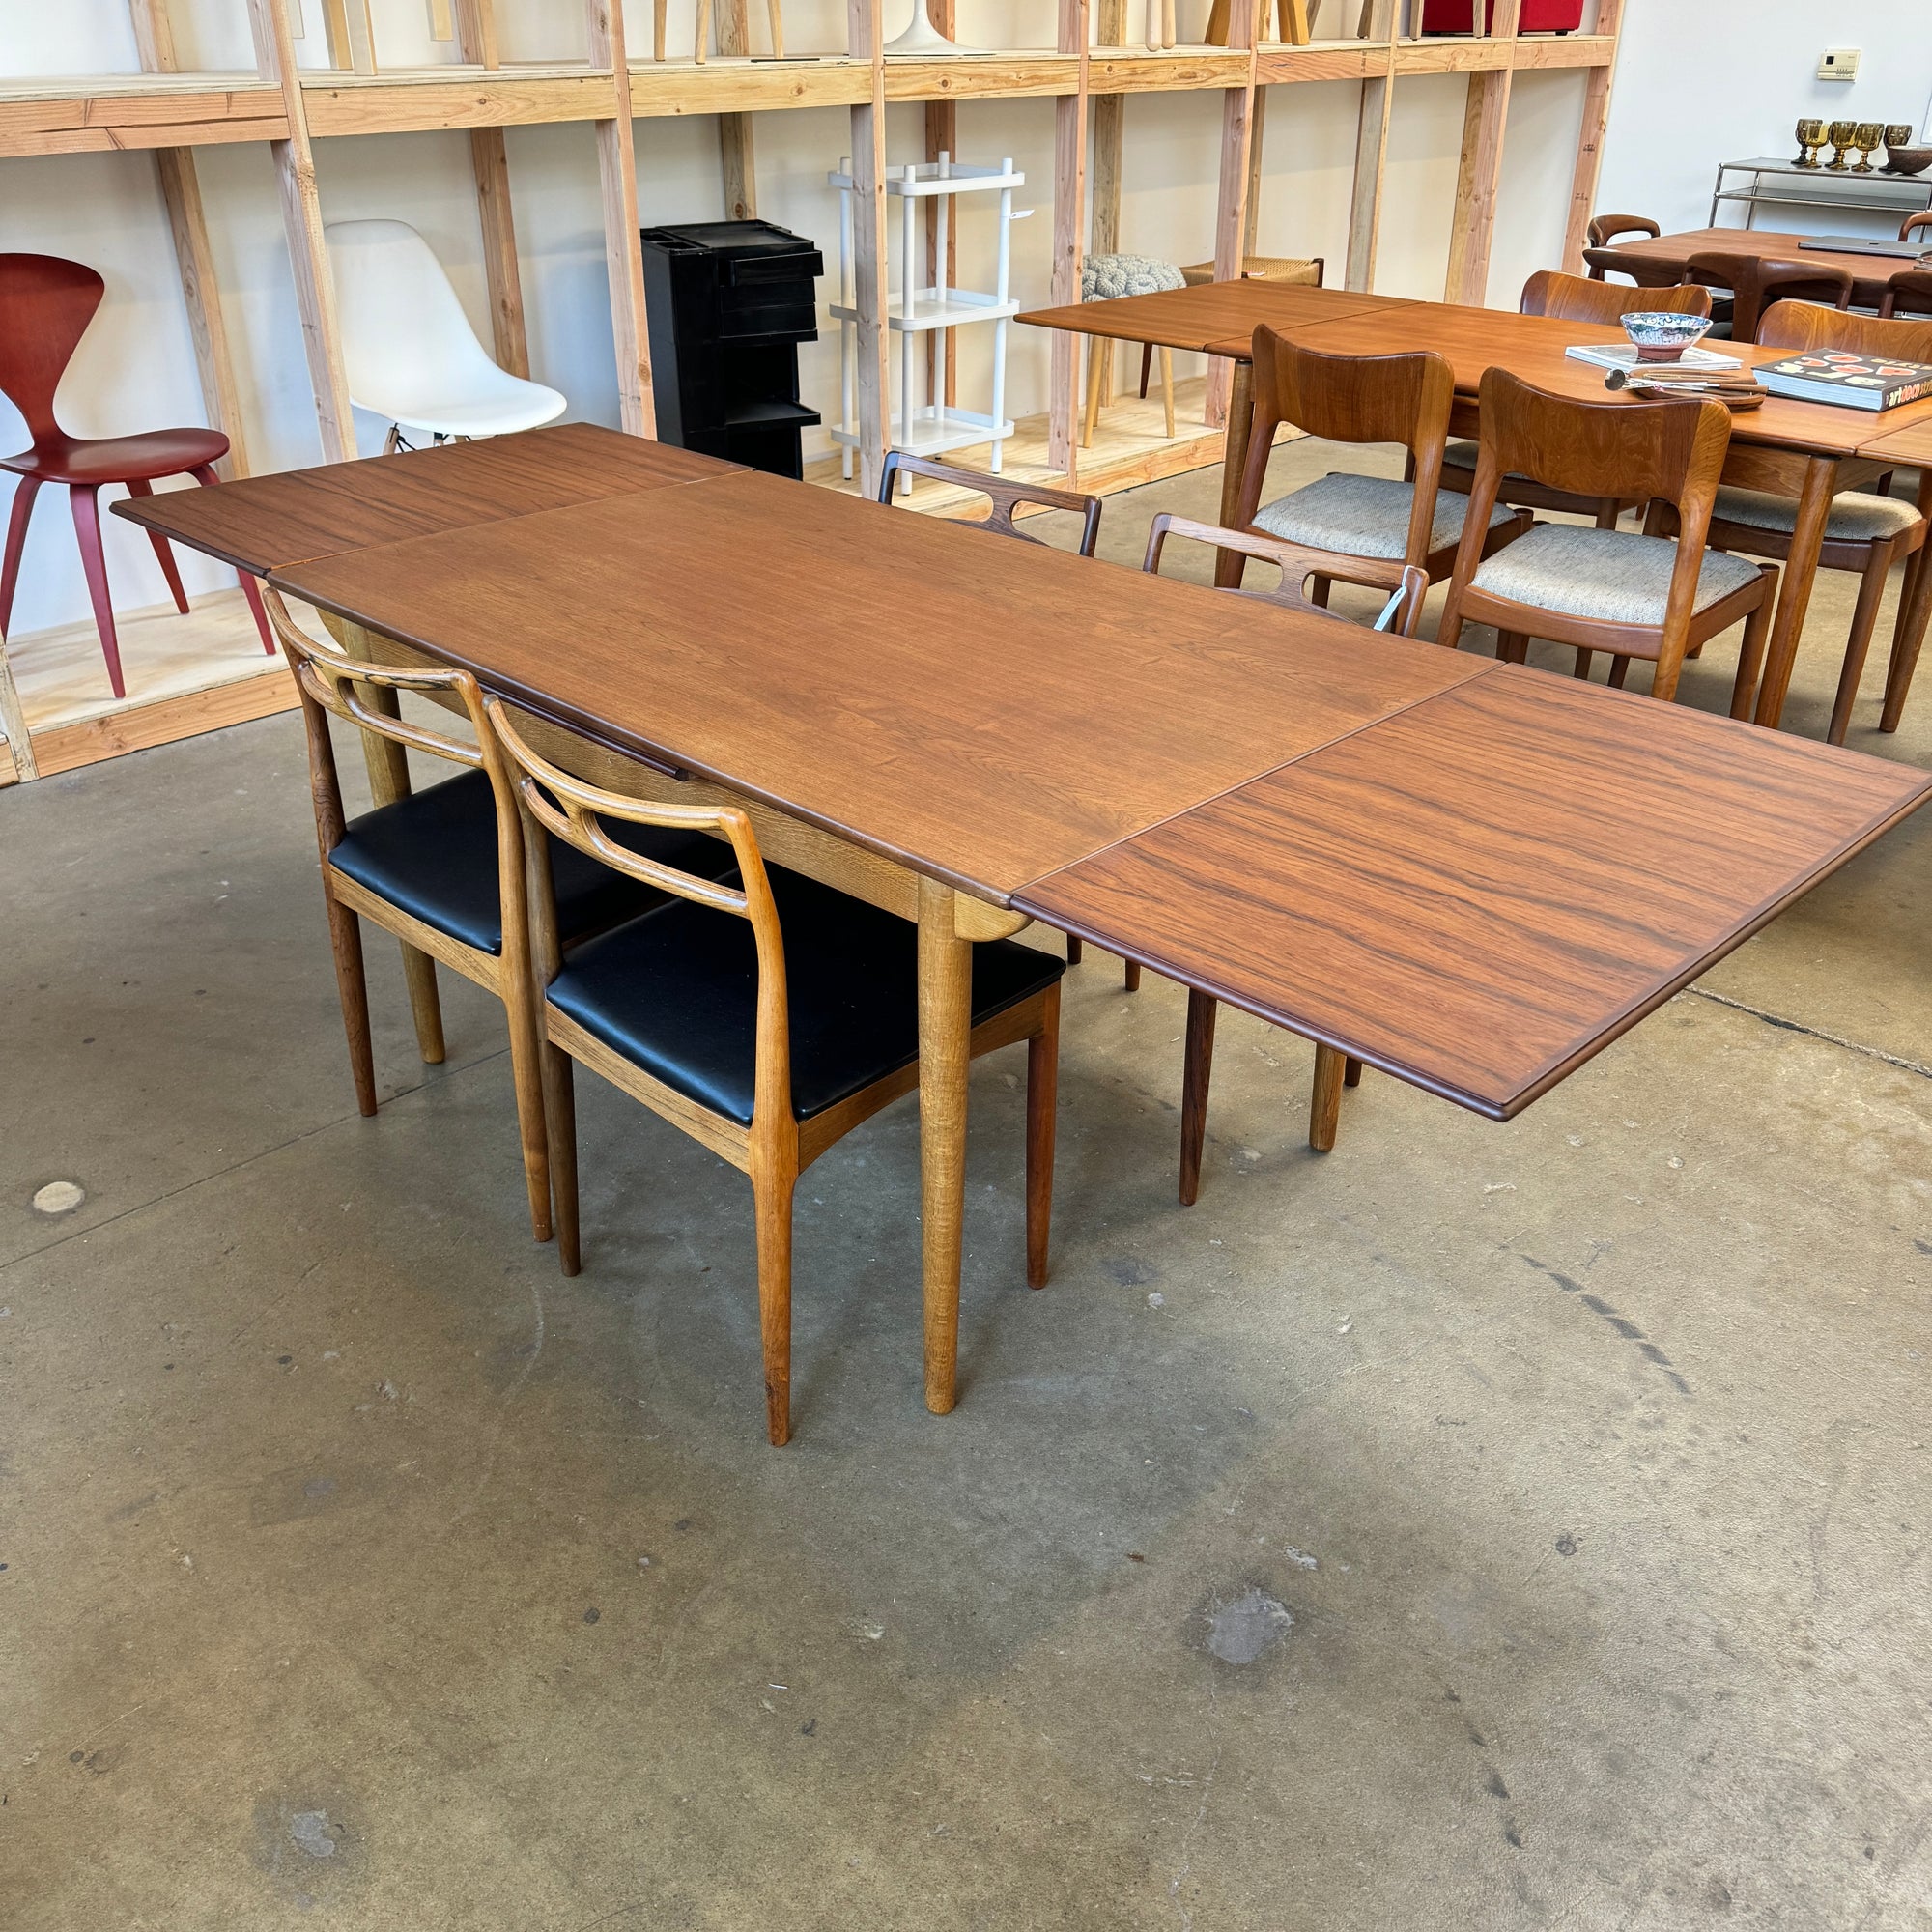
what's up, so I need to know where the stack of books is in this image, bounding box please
[1753,350,1932,412]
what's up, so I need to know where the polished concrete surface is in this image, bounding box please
[4,446,1930,1929]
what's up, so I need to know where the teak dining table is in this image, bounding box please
[118,426,1932,1418]
[1017,282,1932,734]
[1603,227,1921,312]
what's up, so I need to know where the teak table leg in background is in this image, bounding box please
[918,875,973,1415]
[1214,357,1256,589]
[1752,455,1837,730]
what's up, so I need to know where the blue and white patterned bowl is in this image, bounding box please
[1621,311,1715,363]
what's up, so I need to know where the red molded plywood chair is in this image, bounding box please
[0,253,272,700]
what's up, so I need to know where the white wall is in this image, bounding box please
[9,0,1853,638]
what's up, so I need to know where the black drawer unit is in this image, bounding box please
[639,219,824,479]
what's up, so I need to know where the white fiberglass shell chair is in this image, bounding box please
[325,219,566,447]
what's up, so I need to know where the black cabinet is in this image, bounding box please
[639,219,824,479]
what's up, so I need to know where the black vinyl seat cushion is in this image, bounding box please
[546,865,1065,1126]
[327,767,734,957]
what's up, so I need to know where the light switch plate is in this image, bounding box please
[1818,46,1861,81]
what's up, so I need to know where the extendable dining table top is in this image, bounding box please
[1603,227,1922,312]
[115,425,1932,1399]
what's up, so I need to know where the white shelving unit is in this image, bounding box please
[829,154,1030,479]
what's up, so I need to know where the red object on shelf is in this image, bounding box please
[1419,0,1584,31]
[0,252,273,701]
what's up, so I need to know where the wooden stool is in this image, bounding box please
[1082,253,1185,446]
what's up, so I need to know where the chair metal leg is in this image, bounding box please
[1827,540,1894,745]
[1178,988,1217,1207]
[1025,982,1060,1290]
[1,474,44,637]
[751,1145,797,1446]
[122,479,189,614]
[541,1041,581,1276]
[68,484,127,699]
[190,465,276,655]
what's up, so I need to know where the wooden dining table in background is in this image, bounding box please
[118,426,1932,1418]
[1017,282,1932,734]
[1602,227,1923,312]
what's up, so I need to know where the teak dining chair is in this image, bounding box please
[877,451,1103,555]
[1437,270,1712,530]
[1580,214,1690,293]
[1879,269,1932,322]
[1234,329,1530,601]
[1585,213,1661,251]
[1436,371,1778,711]
[0,252,273,700]
[1703,302,1932,743]
[268,594,735,1240]
[1684,251,1853,344]
[485,698,1066,1446]
[1140,514,1429,1204]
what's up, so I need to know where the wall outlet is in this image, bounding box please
[1818,46,1861,81]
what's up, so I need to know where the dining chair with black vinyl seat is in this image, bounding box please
[485,696,1066,1447]
[1435,269,1713,531]
[1138,514,1429,1205]
[268,592,738,1243]
[1436,371,1778,711]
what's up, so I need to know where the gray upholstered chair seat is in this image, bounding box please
[1711,484,1922,544]
[1253,471,1515,561]
[1443,438,1481,470]
[1471,525,1761,626]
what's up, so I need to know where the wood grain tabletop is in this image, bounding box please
[1019,663,1932,1118]
[1016,282,1408,355]
[111,422,737,576]
[270,466,1489,902]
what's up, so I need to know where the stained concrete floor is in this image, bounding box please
[4,442,1931,1931]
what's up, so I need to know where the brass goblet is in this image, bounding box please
[1794,117,1825,168]
[1853,121,1885,173]
[1885,123,1916,169]
[1825,119,1857,171]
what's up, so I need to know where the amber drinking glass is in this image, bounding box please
[1794,118,1825,168]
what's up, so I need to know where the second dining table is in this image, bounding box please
[1017,280,1932,735]
[118,426,1932,1421]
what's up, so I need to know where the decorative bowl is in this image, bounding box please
[1884,144,1932,176]
[1621,311,1715,363]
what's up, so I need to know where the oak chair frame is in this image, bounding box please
[1879,268,1932,321]
[1702,301,1932,745]
[266,590,554,1244]
[1437,269,1713,531]
[1234,327,1531,601]
[485,696,1062,1448]
[1683,251,1853,345]
[1140,513,1428,1202]
[1437,369,1777,712]
[877,450,1103,556]
[1584,213,1659,250]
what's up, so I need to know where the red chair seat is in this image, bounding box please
[2,428,231,486]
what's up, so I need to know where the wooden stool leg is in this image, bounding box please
[1309,1042,1345,1152]
[542,1041,581,1276]
[1179,988,1217,1207]
[695,0,711,61]
[1159,346,1176,440]
[1827,541,1893,745]
[325,891,378,1118]
[654,0,668,59]
[752,1145,797,1445]
[1025,983,1060,1290]
[1082,337,1104,448]
[765,0,783,56]
[68,485,128,700]
[122,479,190,614]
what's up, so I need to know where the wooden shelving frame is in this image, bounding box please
[0,0,1624,782]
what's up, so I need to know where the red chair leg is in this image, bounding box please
[190,465,275,655]
[1,475,43,638]
[123,479,190,614]
[68,485,127,700]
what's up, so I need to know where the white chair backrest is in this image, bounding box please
[324,218,501,416]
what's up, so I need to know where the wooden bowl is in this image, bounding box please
[1884,145,1932,176]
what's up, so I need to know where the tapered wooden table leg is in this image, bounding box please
[1752,455,1837,730]
[918,876,973,1416]
[1214,357,1255,589]
[1309,1041,1346,1151]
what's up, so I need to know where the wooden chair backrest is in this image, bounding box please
[1685,252,1853,341]
[483,696,794,1133]
[1881,269,1932,322]
[878,451,1103,555]
[0,253,104,444]
[1239,328,1456,566]
[1757,298,1932,364]
[1585,213,1660,248]
[1519,269,1710,324]
[1142,514,1428,637]
[1898,212,1932,243]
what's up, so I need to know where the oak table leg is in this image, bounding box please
[1309,1041,1346,1151]
[1214,357,1255,589]
[918,876,973,1416]
[1752,455,1837,730]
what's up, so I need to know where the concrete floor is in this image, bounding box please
[4,443,1931,1930]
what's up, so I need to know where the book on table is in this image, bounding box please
[1754,350,1932,412]
[1563,343,1743,372]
